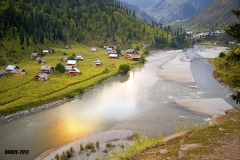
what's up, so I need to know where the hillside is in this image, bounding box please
[119,0,214,24]
[171,0,240,30]
[0,0,190,66]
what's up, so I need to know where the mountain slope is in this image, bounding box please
[172,0,240,30]
[119,0,214,24]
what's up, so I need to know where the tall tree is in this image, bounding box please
[225,10,240,42]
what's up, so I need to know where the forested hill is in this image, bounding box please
[0,0,190,65]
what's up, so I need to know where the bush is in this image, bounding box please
[55,63,65,73]
[219,52,226,58]
[85,142,95,150]
[118,64,130,74]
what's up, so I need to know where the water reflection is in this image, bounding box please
[0,45,236,160]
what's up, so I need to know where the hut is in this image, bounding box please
[61,58,67,63]
[75,55,84,61]
[42,50,50,55]
[92,60,102,66]
[109,54,119,59]
[126,49,134,54]
[132,55,141,62]
[10,69,25,76]
[64,66,73,73]
[125,54,132,60]
[69,68,80,76]
[41,66,54,74]
[91,48,97,52]
[6,65,19,73]
[31,53,40,59]
[38,60,46,64]
[35,73,49,81]
[66,60,78,67]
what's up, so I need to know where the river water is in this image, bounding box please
[0,45,236,160]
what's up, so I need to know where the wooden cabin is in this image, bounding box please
[61,58,67,63]
[132,55,141,62]
[126,49,134,54]
[31,53,40,59]
[6,65,19,73]
[10,69,25,76]
[75,56,84,61]
[109,54,119,59]
[91,48,97,52]
[69,68,80,76]
[64,66,73,73]
[41,66,54,74]
[38,60,46,64]
[92,60,102,66]
[35,73,48,81]
[42,50,49,55]
[0,70,7,78]
[66,60,78,67]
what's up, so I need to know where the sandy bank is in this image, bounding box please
[196,46,228,58]
[175,98,233,116]
[36,130,135,160]
[157,53,194,83]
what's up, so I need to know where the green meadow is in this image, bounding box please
[0,44,141,116]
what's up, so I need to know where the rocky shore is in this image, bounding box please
[0,99,72,125]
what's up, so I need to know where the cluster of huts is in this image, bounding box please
[1,45,142,80]
[104,45,141,62]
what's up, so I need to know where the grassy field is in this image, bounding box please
[0,44,141,116]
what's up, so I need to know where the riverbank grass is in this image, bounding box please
[114,110,240,159]
[0,44,141,116]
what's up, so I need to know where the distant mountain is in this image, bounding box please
[119,1,156,23]
[171,0,240,30]
[119,0,214,24]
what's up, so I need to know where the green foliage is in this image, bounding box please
[85,142,95,150]
[225,10,240,41]
[55,63,65,73]
[118,64,130,74]
[232,90,240,104]
[219,52,226,58]
[96,141,100,150]
[67,56,75,60]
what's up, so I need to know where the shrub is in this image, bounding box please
[55,63,65,73]
[219,52,226,58]
[118,64,130,74]
[85,142,95,150]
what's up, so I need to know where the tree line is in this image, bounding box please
[0,0,190,49]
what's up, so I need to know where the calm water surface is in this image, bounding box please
[0,45,236,160]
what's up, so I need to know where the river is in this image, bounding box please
[0,45,237,160]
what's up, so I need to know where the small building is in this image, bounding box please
[109,54,119,59]
[35,73,48,81]
[132,55,141,62]
[10,69,25,76]
[64,66,73,73]
[64,45,71,49]
[69,68,80,76]
[41,66,54,74]
[0,70,7,78]
[75,55,84,61]
[31,53,40,59]
[67,60,78,67]
[61,57,67,63]
[91,48,97,52]
[38,60,46,64]
[126,49,134,54]
[106,47,113,51]
[6,65,19,73]
[93,60,102,66]
[43,50,49,55]
[108,50,117,54]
